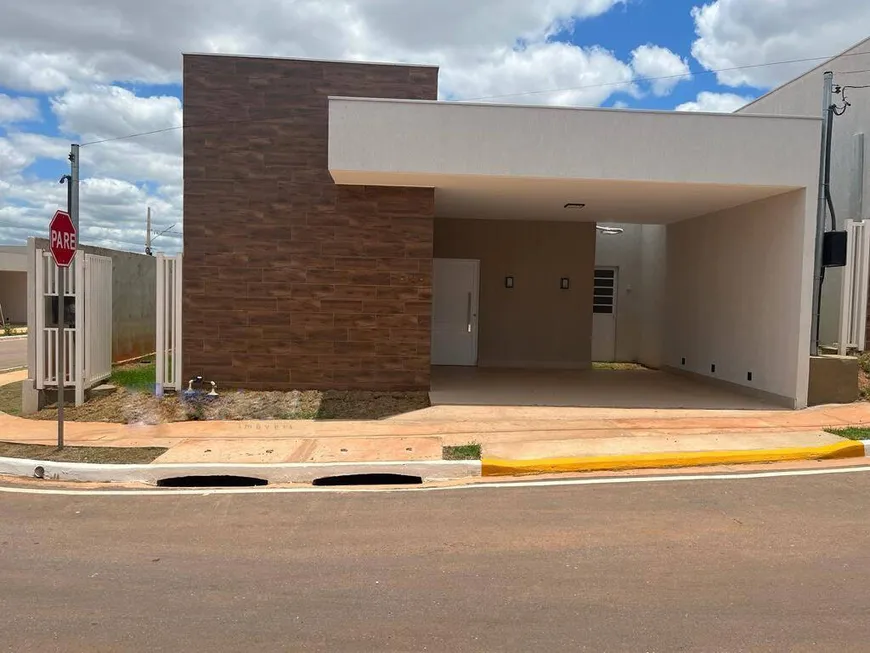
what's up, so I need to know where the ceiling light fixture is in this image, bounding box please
[596,225,624,235]
[564,203,586,209]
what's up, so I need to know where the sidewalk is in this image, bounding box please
[2,369,870,466]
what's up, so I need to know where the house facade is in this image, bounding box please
[182,53,821,407]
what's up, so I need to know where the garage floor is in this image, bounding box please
[429,366,785,411]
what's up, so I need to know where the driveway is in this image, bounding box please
[0,336,26,371]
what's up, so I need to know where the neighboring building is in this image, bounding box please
[600,37,870,356]
[737,36,870,348]
[0,245,27,326]
[182,53,822,408]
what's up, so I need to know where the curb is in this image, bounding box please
[0,458,482,485]
[481,441,870,477]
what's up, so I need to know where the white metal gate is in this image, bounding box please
[838,220,870,354]
[35,249,113,404]
[156,253,183,392]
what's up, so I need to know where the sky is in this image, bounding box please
[1,0,869,254]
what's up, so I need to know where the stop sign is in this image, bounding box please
[49,210,77,268]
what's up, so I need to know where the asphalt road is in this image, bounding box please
[0,336,26,371]
[2,470,869,652]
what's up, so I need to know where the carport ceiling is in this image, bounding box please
[433,176,797,224]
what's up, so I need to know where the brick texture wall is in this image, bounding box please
[182,55,438,390]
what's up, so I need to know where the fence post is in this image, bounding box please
[75,253,85,405]
[839,220,855,355]
[155,253,165,394]
[174,253,183,391]
[35,250,45,389]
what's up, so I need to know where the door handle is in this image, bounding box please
[466,292,472,333]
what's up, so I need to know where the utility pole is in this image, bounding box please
[56,176,74,448]
[146,206,153,255]
[811,71,834,356]
[69,144,80,233]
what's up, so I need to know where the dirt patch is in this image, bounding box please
[858,353,870,400]
[0,441,166,464]
[591,362,649,371]
[317,390,430,420]
[9,385,430,424]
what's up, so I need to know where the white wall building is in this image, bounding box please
[330,97,821,407]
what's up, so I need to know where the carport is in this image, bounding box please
[429,366,783,410]
[328,97,821,408]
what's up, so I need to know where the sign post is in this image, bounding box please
[49,209,77,448]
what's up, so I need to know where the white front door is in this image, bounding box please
[432,258,479,366]
[592,267,618,362]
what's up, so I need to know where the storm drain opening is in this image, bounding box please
[312,473,423,487]
[156,475,269,488]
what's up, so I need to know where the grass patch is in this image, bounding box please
[0,380,23,416]
[0,441,166,464]
[442,443,481,460]
[110,361,156,390]
[825,427,870,441]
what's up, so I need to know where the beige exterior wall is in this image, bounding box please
[330,97,821,190]
[665,190,813,407]
[434,218,596,368]
[0,271,27,324]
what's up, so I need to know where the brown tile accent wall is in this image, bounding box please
[182,55,438,390]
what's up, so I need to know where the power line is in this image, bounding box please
[461,51,870,102]
[80,49,870,147]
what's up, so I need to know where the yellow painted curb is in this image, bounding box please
[481,441,868,477]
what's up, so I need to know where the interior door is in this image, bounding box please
[432,259,479,366]
[591,267,618,362]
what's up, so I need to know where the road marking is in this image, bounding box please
[2,464,870,497]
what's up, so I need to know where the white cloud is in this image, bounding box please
[676,91,753,112]
[631,44,691,96]
[1,175,181,252]
[52,86,183,186]
[1,0,682,252]
[691,0,870,88]
[0,0,625,95]
[0,93,40,123]
[0,132,68,175]
[442,42,637,106]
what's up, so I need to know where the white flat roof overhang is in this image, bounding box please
[328,98,822,224]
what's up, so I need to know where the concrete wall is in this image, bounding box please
[739,38,870,347]
[434,218,596,368]
[664,190,814,407]
[639,225,667,368]
[0,246,28,271]
[31,238,156,362]
[0,271,27,324]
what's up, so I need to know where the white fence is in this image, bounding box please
[155,253,183,392]
[83,254,113,393]
[35,249,113,405]
[838,220,870,355]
